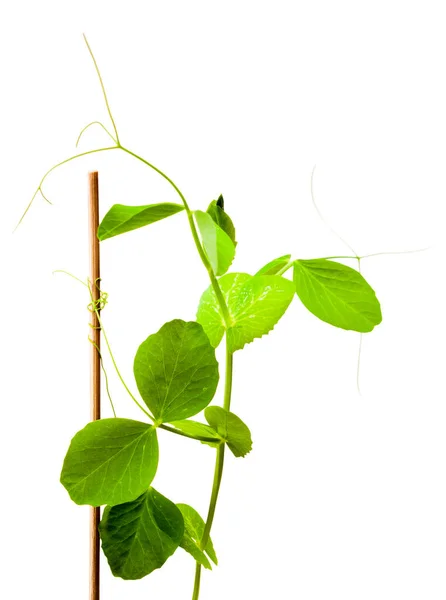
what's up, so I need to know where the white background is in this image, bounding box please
[1,1,445,599]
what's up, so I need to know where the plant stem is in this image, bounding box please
[191,563,202,600]
[192,337,234,600]
[200,443,225,549]
[119,146,190,207]
[223,341,233,412]
[192,444,226,600]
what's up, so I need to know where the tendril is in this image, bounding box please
[311,165,359,259]
[88,336,117,417]
[53,270,117,415]
[86,278,154,421]
[76,121,117,147]
[82,33,121,145]
[14,146,119,231]
[309,167,431,396]
[87,286,109,313]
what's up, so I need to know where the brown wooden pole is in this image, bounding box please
[88,171,101,600]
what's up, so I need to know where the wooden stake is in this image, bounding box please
[89,171,101,600]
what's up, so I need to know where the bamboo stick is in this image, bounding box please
[88,171,101,600]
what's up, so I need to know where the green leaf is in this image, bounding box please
[134,319,219,422]
[60,419,158,507]
[293,259,382,332]
[168,419,221,447]
[100,488,184,580]
[197,273,295,352]
[97,202,184,241]
[194,210,236,275]
[205,407,252,457]
[206,197,236,245]
[177,503,218,569]
[256,254,291,276]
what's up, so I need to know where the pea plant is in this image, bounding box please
[20,36,417,600]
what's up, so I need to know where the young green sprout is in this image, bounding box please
[20,35,426,600]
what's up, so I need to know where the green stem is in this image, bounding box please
[192,337,234,600]
[191,563,202,600]
[192,444,226,600]
[200,441,225,550]
[15,146,119,229]
[119,146,190,208]
[223,341,233,411]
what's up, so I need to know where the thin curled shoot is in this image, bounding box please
[76,121,117,147]
[15,146,119,230]
[308,169,430,393]
[52,270,116,415]
[311,165,359,259]
[82,32,121,144]
[87,280,109,313]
